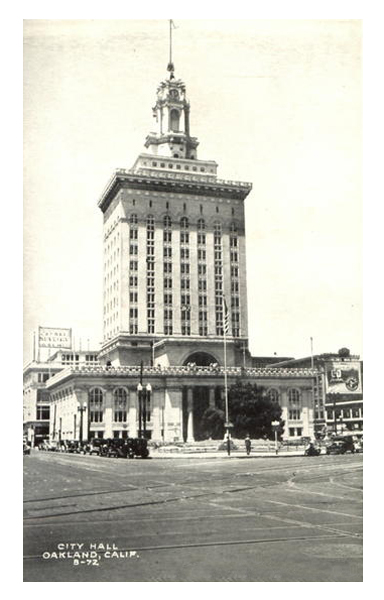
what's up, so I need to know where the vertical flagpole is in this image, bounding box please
[310,336,315,439]
[33,331,36,362]
[223,295,230,456]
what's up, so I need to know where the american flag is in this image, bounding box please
[223,295,230,335]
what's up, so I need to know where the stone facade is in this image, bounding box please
[46,365,317,442]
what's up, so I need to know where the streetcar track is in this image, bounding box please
[24,458,362,506]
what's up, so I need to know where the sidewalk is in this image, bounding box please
[149,449,309,459]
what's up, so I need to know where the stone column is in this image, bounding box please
[104,387,113,439]
[279,386,289,441]
[151,388,163,441]
[187,388,194,442]
[209,387,216,408]
[303,386,315,439]
[128,388,138,437]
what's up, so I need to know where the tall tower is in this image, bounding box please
[98,32,252,368]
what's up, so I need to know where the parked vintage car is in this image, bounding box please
[304,443,321,456]
[326,438,355,455]
[23,442,31,456]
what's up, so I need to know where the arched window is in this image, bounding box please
[113,388,128,423]
[170,109,180,132]
[180,217,189,230]
[130,214,138,224]
[267,388,280,404]
[197,218,205,230]
[288,389,301,421]
[230,222,238,233]
[164,215,172,228]
[89,388,104,423]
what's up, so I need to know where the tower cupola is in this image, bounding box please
[144,22,199,160]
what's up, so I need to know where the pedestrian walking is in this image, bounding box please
[245,434,251,456]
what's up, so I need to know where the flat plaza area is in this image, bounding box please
[23,450,363,582]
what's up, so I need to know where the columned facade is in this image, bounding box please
[47,365,317,442]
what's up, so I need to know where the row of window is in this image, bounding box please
[129,215,239,231]
[88,387,151,423]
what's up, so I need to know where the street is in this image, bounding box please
[23,451,363,582]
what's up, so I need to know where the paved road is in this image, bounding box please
[23,451,363,582]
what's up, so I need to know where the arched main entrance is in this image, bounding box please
[183,352,219,367]
[182,385,223,442]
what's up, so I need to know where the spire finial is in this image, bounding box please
[167,19,176,79]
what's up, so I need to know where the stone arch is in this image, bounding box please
[182,351,220,367]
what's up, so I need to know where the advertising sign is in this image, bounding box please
[38,327,72,349]
[326,361,362,394]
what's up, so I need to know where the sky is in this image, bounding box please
[23,19,362,364]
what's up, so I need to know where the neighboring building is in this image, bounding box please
[23,350,100,445]
[271,350,363,438]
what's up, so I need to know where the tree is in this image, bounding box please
[338,347,350,358]
[227,381,284,439]
[200,406,225,440]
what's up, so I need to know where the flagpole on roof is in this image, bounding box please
[223,294,230,456]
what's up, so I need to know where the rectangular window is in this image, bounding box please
[289,409,301,420]
[90,411,103,423]
[114,410,127,423]
[36,405,50,420]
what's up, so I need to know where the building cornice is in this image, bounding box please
[45,364,319,389]
[98,169,252,213]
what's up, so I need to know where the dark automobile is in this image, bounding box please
[23,443,31,456]
[83,439,105,455]
[128,437,149,458]
[66,441,81,453]
[304,443,321,456]
[326,439,355,455]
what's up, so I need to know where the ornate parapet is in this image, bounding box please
[46,364,319,388]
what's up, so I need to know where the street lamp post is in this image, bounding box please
[272,420,280,455]
[137,373,152,439]
[137,383,143,438]
[78,402,87,444]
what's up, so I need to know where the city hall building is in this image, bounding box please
[43,57,318,443]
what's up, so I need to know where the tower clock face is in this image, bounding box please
[169,88,179,100]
